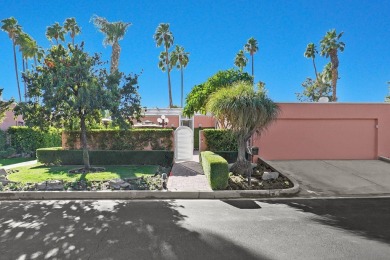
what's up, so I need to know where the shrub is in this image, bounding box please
[213,151,238,164]
[0,147,16,158]
[203,129,237,151]
[64,128,173,151]
[201,151,229,190]
[37,148,174,167]
[7,127,62,155]
[0,130,7,151]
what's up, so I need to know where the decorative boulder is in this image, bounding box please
[262,171,279,181]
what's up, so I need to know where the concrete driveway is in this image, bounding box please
[267,160,390,197]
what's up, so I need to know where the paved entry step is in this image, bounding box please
[167,161,212,191]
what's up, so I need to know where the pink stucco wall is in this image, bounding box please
[141,115,180,128]
[199,103,390,160]
[194,115,216,128]
[252,103,390,160]
[0,104,24,130]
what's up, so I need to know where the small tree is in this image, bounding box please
[183,69,253,117]
[16,44,142,170]
[206,81,279,185]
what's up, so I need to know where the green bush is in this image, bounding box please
[201,151,229,190]
[0,147,16,158]
[7,127,62,154]
[37,148,174,167]
[64,128,173,151]
[203,129,237,151]
[0,130,7,151]
[213,151,238,164]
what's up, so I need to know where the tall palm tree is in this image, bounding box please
[234,50,248,72]
[304,43,319,80]
[244,37,259,77]
[206,81,279,185]
[15,32,35,100]
[1,17,22,102]
[64,17,81,45]
[320,29,345,101]
[170,45,189,107]
[154,23,174,108]
[92,15,131,73]
[46,22,65,44]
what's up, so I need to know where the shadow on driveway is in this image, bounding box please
[264,197,390,244]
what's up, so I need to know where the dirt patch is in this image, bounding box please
[227,159,294,190]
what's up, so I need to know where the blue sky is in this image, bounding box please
[1,0,389,107]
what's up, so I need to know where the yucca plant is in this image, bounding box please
[206,81,279,185]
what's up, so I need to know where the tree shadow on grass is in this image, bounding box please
[264,198,390,244]
[0,200,269,260]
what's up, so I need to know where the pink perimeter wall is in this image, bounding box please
[253,103,390,160]
[0,104,24,130]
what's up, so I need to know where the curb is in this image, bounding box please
[378,156,390,164]
[0,185,299,200]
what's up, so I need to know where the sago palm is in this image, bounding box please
[154,23,174,108]
[320,29,345,101]
[206,81,279,185]
[170,45,189,107]
[92,15,131,73]
[64,17,81,45]
[46,22,65,44]
[1,17,22,102]
[244,37,259,77]
[234,50,248,72]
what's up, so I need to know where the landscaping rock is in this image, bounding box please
[109,179,130,190]
[36,182,47,190]
[262,171,279,181]
[0,168,7,176]
[46,180,64,191]
[35,180,64,190]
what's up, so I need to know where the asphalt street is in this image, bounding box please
[1,198,390,260]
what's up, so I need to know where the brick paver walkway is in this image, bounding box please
[167,153,212,191]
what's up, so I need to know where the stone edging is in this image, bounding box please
[378,156,390,164]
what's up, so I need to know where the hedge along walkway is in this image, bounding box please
[167,151,212,191]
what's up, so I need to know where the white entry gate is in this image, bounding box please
[174,126,194,162]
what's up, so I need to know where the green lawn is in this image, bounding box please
[7,164,158,184]
[0,157,36,166]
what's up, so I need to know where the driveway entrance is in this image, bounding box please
[267,160,390,197]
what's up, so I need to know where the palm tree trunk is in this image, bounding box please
[330,50,339,102]
[34,56,37,67]
[251,54,254,77]
[312,57,318,80]
[111,41,121,73]
[12,40,22,102]
[165,48,173,108]
[80,112,91,170]
[231,135,253,186]
[180,66,184,107]
[22,58,26,101]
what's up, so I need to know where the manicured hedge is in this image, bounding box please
[7,127,62,154]
[64,128,173,151]
[213,151,238,164]
[201,151,229,190]
[203,129,237,151]
[37,148,174,167]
